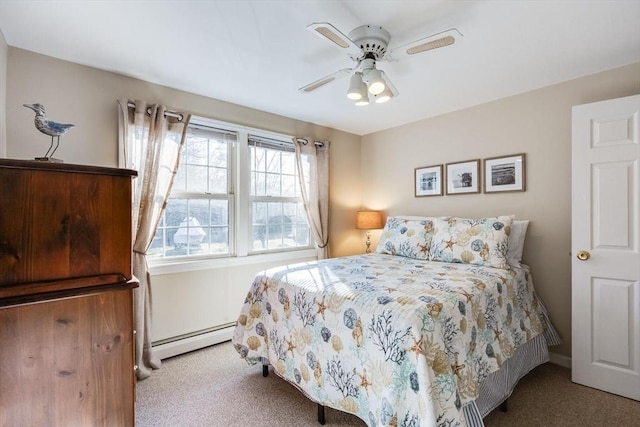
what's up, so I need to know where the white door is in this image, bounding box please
[572,94,640,400]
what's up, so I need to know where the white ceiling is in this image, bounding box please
[1,1,639,136]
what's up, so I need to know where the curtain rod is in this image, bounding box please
[296,137,325,147]
[127,102,184,121]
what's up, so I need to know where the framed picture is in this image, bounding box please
[446,159,480,195]
[484,153,526,193]
[415,164,444,197]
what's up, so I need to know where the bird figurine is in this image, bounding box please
[23,103,75,161]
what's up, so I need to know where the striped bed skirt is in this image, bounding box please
[463,303,563,426]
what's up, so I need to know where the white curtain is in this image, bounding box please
[293,137,330,259]
[118,99,191,380]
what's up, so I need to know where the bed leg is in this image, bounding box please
[317,404,326,425]
[262,358,269,377]
[500,399,508,412]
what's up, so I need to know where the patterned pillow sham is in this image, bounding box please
[376,216,435,260]
[428,215,514,269]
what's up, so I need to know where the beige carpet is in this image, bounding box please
[135,341,639,427]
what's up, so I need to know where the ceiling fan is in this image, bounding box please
[299,22,462,105]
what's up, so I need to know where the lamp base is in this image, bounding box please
[365,231,372,254]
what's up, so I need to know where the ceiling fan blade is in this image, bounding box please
[298,68,352,93]
[384,28,463,61]
[307,22,362,58]
[381,71,399,97]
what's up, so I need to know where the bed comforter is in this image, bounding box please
[232,254,547,426]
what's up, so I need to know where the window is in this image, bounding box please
[148,119,312,261]
[149,125,235,259]
[249,135,310,252]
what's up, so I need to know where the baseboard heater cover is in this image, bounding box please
[153,326,234,360]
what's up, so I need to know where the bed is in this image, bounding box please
[232,215,560,426]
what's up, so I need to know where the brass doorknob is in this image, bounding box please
[576,250,590,261]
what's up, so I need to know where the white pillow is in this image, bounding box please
[507,220,529,267]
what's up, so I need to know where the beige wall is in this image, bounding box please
[361,62,640,358]
[6,44,639,359]
[5,47,363,258]
[0,28,7,156]
[5,47,364,349]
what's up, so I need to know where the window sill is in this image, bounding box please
[149,248,317,276]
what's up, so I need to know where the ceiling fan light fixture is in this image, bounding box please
[367,68,386,95]
[347,73,365,100]
[301,23,462,108]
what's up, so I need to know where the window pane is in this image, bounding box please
[266,202,285,249]
[188,199,210,226]
[252,201,267,250]
[209,139,227,168]
[210,199,228,226]
[209,200,229,253]
[250,171,256,195]
[281,174,296,197]
[208,167,227,194]
[294,203,310,246]
[148,231,165,258]
[254,172,266,196]
[281,152,295,175]
[174,217,205,255]
[266,173,280,196]
[186,165,208,192]
[266,150,280,173]
[253,147,265,172]
[165,199,187,227]
[205,227,229,254]
[165,227,180,256]
[250,201,312,251]
[173,167,186,192]
[184,137,208,165]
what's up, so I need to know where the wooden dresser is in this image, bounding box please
[0,159,137,426]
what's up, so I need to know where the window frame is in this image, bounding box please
[247,134,312,255]
[150,122,237,261]
[148,115,314,267]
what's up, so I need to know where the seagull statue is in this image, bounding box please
[23,103,75,160]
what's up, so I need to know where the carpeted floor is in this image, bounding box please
[135,341,640,426]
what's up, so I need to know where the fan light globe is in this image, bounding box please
[355,95,370,106]
[367,69,386,95]
[346,74,364,100]
[375,86,392,103]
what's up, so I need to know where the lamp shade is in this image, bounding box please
[354,95,370,106]
[367,68,386,95]
[346,73,364,100]
[375,86,392,103]
[356,211,383,230]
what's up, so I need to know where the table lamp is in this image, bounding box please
[356,210,383,253]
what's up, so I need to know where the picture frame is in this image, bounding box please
[415,164,444,197]
[484,153,526,193]
[446,159,480,195]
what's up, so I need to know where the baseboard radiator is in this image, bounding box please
[152,323,235,360]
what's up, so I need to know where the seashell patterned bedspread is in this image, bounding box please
[232,253,546,426]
